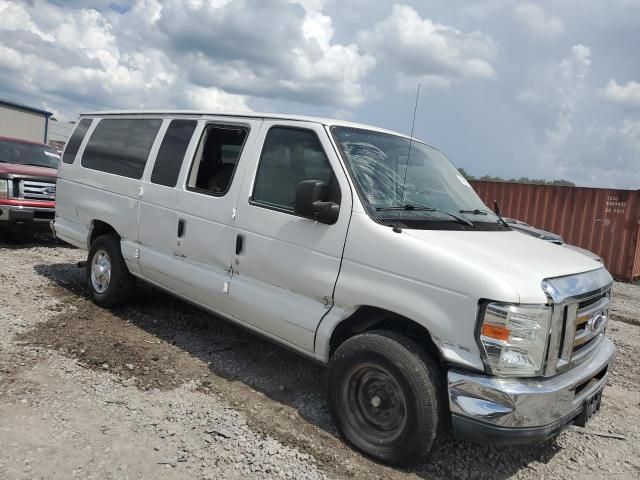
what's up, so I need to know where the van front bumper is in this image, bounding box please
[448,336,615,444]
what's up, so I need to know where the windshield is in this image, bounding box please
[332,127,506,230]
[0,139,60,169]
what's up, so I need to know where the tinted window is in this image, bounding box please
[151,120,197,187]
[62,118,92,164]
[253,127,337,211]
[187,125,248,196]
[82,118,162,179]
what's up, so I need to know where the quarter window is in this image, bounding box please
[81,118,162,179]
[151,120,197,187]
[252,127,339,212]
[62,118,92,164]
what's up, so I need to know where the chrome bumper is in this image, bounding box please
[0,205,56,233]
[448,336,615,444]
[0,205,55,222]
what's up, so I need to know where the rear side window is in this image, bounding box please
[186,125,248,196]
[82,118,162,179]
[151,120,197,187]
[252,127,337,212]
[62,118,92,164]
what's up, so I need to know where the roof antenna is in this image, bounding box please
[393,83,421,234]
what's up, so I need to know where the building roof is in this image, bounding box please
[0,98,52,117]
[81,110,413,140]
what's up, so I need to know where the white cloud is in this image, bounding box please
[545,44,591,152]
[0,0,374,118]
[185,86,250,112]
[514,3,565,39]
[152,0,375,107]
[601,79,640,107]
[358,5,498,89]
[517,45,592,177]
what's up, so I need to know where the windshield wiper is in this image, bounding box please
[376,204,474,227]
[459,209,489,215]
[460,208,511,229]
[492,200,511,229]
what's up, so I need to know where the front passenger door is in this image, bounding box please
[228,122,352,353]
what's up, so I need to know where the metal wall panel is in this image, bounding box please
[633,231,640,279]
[0,104,47,143]
[471,181,640,281]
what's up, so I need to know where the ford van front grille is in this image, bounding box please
[570,294,609,365]
[541,269,613,376]
[548,290,610,375]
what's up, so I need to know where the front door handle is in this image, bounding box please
[235,234,244,255]
[178,219,186,238]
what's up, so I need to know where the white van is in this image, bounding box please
[53,111,615,465]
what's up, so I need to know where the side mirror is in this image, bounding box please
[294,180,340,225]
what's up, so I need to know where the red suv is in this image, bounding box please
[0,136,59,233]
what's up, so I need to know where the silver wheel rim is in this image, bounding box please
[90,249,112,294]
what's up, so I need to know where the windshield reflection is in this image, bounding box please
[0,139,60,169]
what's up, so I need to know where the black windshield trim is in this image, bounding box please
[374,216,508,231]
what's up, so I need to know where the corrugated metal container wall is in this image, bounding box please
[634,231,640,279]
[470,181,640,281]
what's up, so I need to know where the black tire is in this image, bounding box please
[327,330,446,466]
[86,234,136,308]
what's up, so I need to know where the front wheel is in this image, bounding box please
[87,234,136,308]
[327,330,445,466]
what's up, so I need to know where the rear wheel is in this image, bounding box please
[87,234,135,308]
[327,330,445,466]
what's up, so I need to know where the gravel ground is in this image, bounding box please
[1,235,639,479]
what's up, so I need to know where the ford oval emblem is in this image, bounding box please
[590,312,605,333]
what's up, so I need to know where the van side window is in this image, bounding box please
[252,127,339,212]
[81,118,162,179]
[187,125,247,196]
[151,120,197,187]
[62,118,92,164]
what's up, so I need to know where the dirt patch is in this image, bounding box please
[611,312,640,327]
[607,320,640,393]
[19,301,210,392]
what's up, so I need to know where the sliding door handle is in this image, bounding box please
[235,234,244,255]
[177,219,186,238]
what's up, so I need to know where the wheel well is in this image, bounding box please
[329,307,444,366]
[89,220,118,246]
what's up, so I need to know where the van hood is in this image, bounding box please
[0,161,57,178]
[404,229,604,304]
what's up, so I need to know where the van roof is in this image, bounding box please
[81,110,412,140]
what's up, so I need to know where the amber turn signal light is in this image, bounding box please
[481,324,510,341]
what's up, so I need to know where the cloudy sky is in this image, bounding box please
[1,0,639,188]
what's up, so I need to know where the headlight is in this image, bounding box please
[478,302,551,377]
[0,179,8,199]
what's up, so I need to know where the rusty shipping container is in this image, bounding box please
[470,181,640,281]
